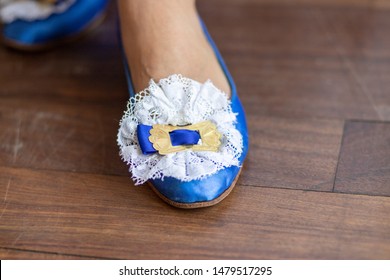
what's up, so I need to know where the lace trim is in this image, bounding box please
[0,0,75,23]
[117,74,243,185]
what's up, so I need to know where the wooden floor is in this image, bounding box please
[0,0,389,260]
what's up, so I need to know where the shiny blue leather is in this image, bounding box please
[125,18,249,205]
[2,0,108,46]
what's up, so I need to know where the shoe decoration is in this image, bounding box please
[118,74,243,185]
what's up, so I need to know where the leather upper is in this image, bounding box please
[2,0,108,45]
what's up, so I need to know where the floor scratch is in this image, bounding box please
[0,178,12,220]
[41,129,75,164]
[12,116,23,163]
[0,202,9,220]
[4,178,11,202]
[315,9,383,120]
[11,232,24,247]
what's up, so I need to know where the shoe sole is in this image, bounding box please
[0,9,106,52]
[147,167,243,209]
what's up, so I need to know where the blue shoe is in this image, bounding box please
[0,0,108,50]
[118,18,249,208]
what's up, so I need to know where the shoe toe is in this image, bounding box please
[3,21,45,44]
[150,166,241,206]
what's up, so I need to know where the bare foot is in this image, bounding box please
[118,0,230,96]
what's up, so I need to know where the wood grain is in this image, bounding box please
[199,2,390,120]
[0,167,389,259]
[0,98,127,175]
[334,121,390,196]
[243,115,343,191]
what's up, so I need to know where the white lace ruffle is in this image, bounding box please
[117,74,243,185]
[0,0,75,24]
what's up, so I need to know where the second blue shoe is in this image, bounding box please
[0,0,109,50]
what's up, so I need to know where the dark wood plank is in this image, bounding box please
[321,8,390,121]
[352,65,390,121]
[0,98,128,175]
[243,116,343,191]
[334,121,390,196]
[199,1,390,121]
[1,167,389,259]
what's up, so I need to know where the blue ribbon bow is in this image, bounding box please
[137,124,201,155]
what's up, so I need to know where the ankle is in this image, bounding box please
[118,0,231,95]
